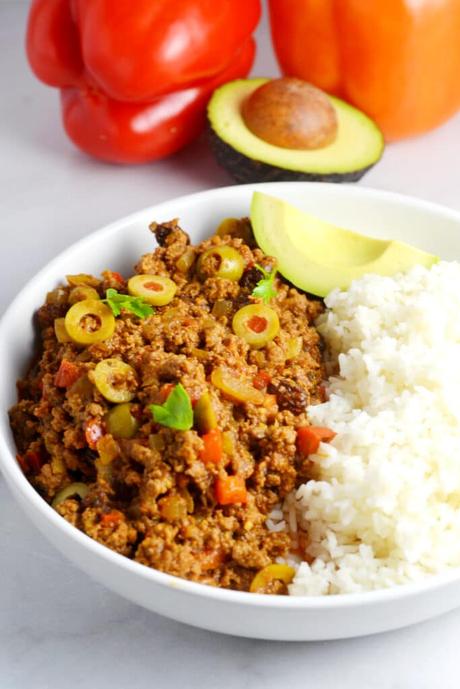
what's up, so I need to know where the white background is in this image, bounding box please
[2,2,460,687]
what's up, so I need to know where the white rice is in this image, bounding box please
[288,261,460,595]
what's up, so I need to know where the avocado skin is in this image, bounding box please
[208,127,377,185]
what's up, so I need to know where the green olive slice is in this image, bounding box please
[93,358,137,403]
[52,482,89,509]
[232,304,280,348]
[66,273,100,287]
[215,218,254,244]
[54,318,72,343]
[211,367,265,405]
[193,392,217,434]
[65,299,115,345]
[106,402,139,439]
[249,564,295,594]
[128,274,177,306]
[68,285,100,304]
[196,246,245,282]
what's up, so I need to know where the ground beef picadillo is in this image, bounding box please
[9,219,324,593]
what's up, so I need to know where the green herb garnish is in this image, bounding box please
[149,383,193,431]
[251,264,278,304]
[103,288,154,319]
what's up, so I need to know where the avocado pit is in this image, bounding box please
[207,77,385,184]
[242,77,338,150]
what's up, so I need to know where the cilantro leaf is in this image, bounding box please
[103,288,154,319]
[251,264,278,304]
[149,383,193,431]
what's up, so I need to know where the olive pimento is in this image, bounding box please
[128,274,177,306]
[232,303,280,348]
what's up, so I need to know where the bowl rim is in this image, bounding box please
[3,180,460,610]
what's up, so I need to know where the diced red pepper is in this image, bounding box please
[17,449,44,475]
[55,359,81,388]
[84,418,104,450]
[200,429,223,464]
[253,370,271,390]
[16,454,28,473]
[111,271,125,286]
[100,511,123,527]
[296,426,336,456]
[159,383,175,402]
[215,475,247,505]
[102,269,126,290]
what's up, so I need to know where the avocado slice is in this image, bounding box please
[208,79,384,184]
[250,192,438,297]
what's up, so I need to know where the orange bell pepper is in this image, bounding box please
[215,475,247,505]
[200,429,223,464]
[296,426,336,456]
[268,0,460,140]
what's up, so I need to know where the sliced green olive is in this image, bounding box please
[106,402,139,439]
[232,304,280,349]
[46,287,67,306]
[215,217,254,245]
[194,391,217,434]
[196,246,244,282]
[68,285,100,304]
[65,299,115,345]
[52,482,89,509]
[66,273,100,287]
[128,274,177,306]
[54,317,72,343]
[93,358,137,403]
[211,367,265,405]
[250,564,295,594]
[176,247,196,274]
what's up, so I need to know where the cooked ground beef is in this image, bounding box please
[9,219,324,593]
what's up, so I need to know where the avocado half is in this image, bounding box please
[207,78,384,184]
[251,192,438,297]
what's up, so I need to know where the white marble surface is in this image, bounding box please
[2,2,460,686]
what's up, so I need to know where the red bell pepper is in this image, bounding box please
[17,449,44,475]
[26,0,260,163]
[252,371,271,390]
[55,359,81,388]
[100,511,124,527]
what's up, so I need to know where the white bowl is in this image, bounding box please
[2,182,460,641]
